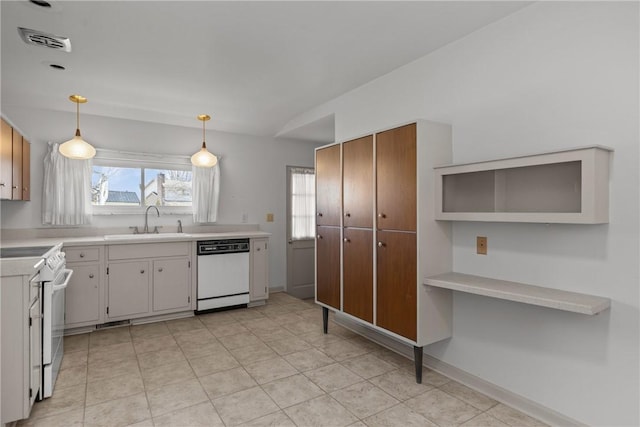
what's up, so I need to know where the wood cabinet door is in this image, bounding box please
[251,239,269,301]
[108,261,150,318]
[22,139,30,201]
[65,264,101,326]
[376,123,416,231]
[376,230,417,341]
[316,226,341,309]
[343,135,373,228]
[0,119,12,199]
[11,129,22,200]
[343,228,373,323]
[153,258,190,312]
[316,144,341,226]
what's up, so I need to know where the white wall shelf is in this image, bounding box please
[424,272,610,315]
[434,146,613,224]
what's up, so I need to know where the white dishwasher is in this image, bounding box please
[196,239,250,312]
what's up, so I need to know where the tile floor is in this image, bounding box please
[19,292,547,427]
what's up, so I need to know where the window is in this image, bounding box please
[91,150,192,213]
[289,167,315,240]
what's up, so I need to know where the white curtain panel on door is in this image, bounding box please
[290,167,315,240]
[42,141,93,225]
[192,163,220,223]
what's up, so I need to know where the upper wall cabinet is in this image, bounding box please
[434,146,612,224]
[316,144,342,226]
[1,118,31,201]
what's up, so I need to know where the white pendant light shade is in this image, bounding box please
[59,95,96,160]
[191,114,218,168]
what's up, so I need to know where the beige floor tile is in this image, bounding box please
[266,336,312,355]
[84,392,150,427]
[262,374,324,408]
[173,327,217,345]
[402,366,451,387]
[363,403,438,427]
[327,323,360,339]
[264,313,305,325]
[137,346,187,369]
[130,321,171,340]
[405,389,481,426]
[373,349,413,370]
[189,350,240,377]
[88,341,136,363]
[252,327,296,342]
[63,334,89,353]
[132,334,178,355]
[330,381,398,419]
[284,395,359,427]
[197,311,238,327]
[140,359,196,390]
[303,363,363,393]
[124,419,154,427]
[19,407,83,426]
[29,384,86,419]
[282,320,321,335]
[153,401,224,427]
[213,386,280,426]
[486,404,548,427]
[268,292,301,305]
[166,316,205,333]
[86,371,144,406]
[238,410,296,426]
[180,339,227,360]
[199,367,257,399]
[219,332,263,350]
[87,357,140,382]
[257,304,295,317]
[461,412,511,427]
[283,348,334,372]
[208,321,250,337]
[242,317,281,332]
[88,327,132,349]
[369,369,434,401]
[59,350,88,371]
[348,422,367,427]
[439,380,498,411]
[54,364,87,389]
[319,339,369,361]
[229,342,279,365]
[297,308,323,322]
[340,353,396,379]
[244,357,298,384]
[300,331,343,347]
[146,378,209,417]
[230,308,267,322]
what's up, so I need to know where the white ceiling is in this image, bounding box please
[1,1,530,142]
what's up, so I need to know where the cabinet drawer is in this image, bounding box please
[108,242,190,260]
[65,247,101,263]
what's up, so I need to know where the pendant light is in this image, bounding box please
[191,114,218,168]
[59,94,96,159]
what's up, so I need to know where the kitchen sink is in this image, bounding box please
[104,233,191,240]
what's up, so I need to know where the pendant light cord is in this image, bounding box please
[202,118,206,148]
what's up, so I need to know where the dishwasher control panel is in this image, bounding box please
[197,239,250,255]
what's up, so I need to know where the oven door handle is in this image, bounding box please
[53,268,73,292]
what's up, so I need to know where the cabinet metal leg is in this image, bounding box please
[413,346,423,384]
[322,307,329,334]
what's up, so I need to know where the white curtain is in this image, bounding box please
[192,163,220,223]
[42,141,93,225]
[290,167,315,240]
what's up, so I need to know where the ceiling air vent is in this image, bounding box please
[18,27,71,52]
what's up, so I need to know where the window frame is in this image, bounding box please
[91,150,193,215]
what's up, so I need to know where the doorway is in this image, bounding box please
[286,166,316,299]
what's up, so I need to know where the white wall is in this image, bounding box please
[283,2,639,425]
[0,107,322,290]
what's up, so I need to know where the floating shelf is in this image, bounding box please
[424,272,610,315]
[434,146,613,224]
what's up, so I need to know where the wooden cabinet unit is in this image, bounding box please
[0,118,31,201]
[315,144,342,226]
[315,120,453,383]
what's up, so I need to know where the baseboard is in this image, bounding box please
[269,285,285,293]
[333,313,584,427]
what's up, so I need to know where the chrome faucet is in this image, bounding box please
[144,206,160,233]
[177,219,183,233]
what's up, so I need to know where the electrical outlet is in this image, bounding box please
[477,236,487,255]
[266,213,274,222]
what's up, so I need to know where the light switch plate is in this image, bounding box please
[477,236,487,255]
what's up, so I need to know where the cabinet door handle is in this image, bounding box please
[343,238,350,243]
[377,241,386,248]
[256,248,261,251]
[158,268,163,272]
[0,183,4,187]
[12,185,17,189]
[345,212,351,217]
[378,213,386,219]
[79,253,85,258]
[140,269,145,274]
[317,234,323,239]
[89,273,94,279]
[317,212,323,217]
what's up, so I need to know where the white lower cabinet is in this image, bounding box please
[64,245,105,328]
[250,238,269,302]
[106,242,192,321]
